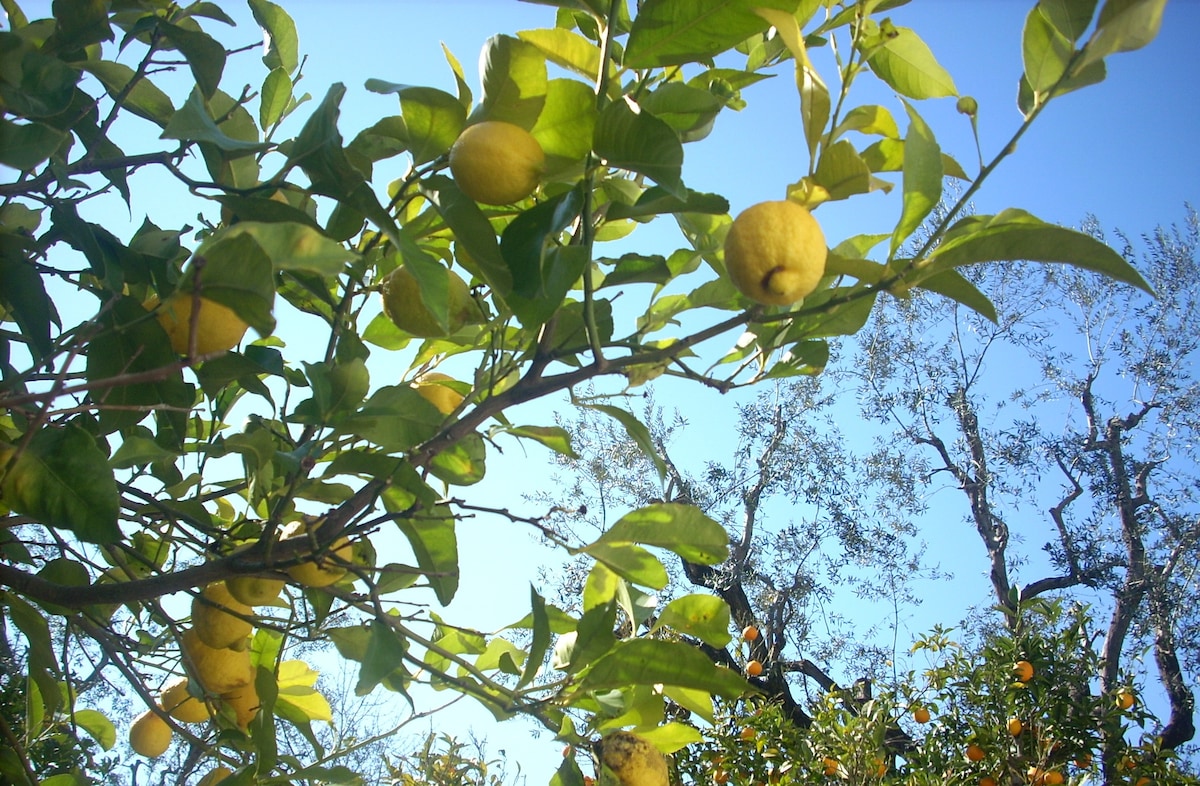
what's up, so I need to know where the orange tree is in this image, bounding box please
[0,0,1167,784]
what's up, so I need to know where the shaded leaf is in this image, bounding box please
[249,0,299,73]
[625,0,800,68]
[475,34,547,128]
[594,99,684,198]
[575,639,755,698]
[589,502,730,565]
[654,594,732,647]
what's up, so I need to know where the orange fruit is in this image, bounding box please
[739,726,756,741]
[1013,660,1034,682]
[966,743,986,762]
[980,778,997,786]
[742,624,760,641]
[713,770,730,785]
[912,706,931,724]
[1116,689,1136,710]
[821,757,839,777]
[746,659,764,677]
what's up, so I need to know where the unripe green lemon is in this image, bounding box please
[449,121,545,205]
[380,265,479,338]
[724,200,827,306]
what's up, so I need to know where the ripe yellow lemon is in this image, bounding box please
[595,731,669,786]
[449,120,545,205]
[154,293,249,354]
[1007,717,1023,736]
[724,200,827,306]
[225,574,285,606]
[220,680,260,730]
[192,581,254,650]
[197,766,233,786]
[280,517,353,588]
[180,627,254,695]
[380,265,480,338]
[129,709,172,758]
[159,676,211,723]
[413,372,465,415]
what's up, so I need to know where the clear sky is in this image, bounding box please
[11,0,1199,780]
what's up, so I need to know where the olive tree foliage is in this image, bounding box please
[0,0,1168,784]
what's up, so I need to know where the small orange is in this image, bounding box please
[713,770,730,785]
[746,659,764,677]
[912,706,931,724]
[821,757,839,776]
[739,726,757,741]
[980,778,997,786]
[1116,689,1136,710]
[1013,660,1035,682]
[1007,717,1024,736]
[1134,778,1152,786]
[872,758,886,778]
[966,743,986,762]
[1074,753,1093,769]
[742,624,761,641]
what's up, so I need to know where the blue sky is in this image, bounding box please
[12,0,1200,779]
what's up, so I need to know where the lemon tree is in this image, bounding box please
[0,0,1172,783]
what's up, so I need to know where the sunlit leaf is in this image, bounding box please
[1080,0,1166,69]
[625,0,800,68]
[590,503,730,565]
[475,34,547,128]
[575,639,755,698]
[891,101,942,256]
[654,594,732,647]
[866,25,957,99]
[594,99,684,198]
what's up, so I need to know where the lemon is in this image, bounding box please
[413,372,465,415]
[153,293,249,354]
[449,120,545,205]
[197,766,233,786]
[280,517,353,588]
[192,582,254,650]
[219,680,260,730]
[723,200,827,306]
[595,731,669,786]
[159,676,211,723]
[380,265,480,338]
[180,627,254,695]
[129,709,172,758]
[226,574,285,606]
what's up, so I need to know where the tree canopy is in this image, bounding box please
[0,1,1186,785]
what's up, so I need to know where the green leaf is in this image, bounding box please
[391,505,459,605]
[756,7,828,161]
[891,101,942,256]
[654,594,732,647]
[1,424,120,543]
[604,188,729,222]
[590,503,729,565]
[594,99,684,198]
[475,34,548,128]
[0,235,55,358]
[162,87,269,153]
[531,78,599,171]
[813,140,872,201]
[364,82,466,165]
[501,187,587,326]
[420,175,513,296]
[584,542,669,589]
[429,432,487,486]
[1081,0,1166,69]
[109,434,180,469]
[834,104,901,140]
[51,0,113,49]
[574,639,755,699]
[517,27,602,80]
[520,587,553,688]
[910,268,998,322]
[78,61,174,127]
[1023,5,1074,94]
[223,221,358,276]
[158,20,225,99]
[72,709,116,751]
[497,425,578,458]
[0,118,67,169]
[336,385,442,453]
[1041,0,1100,42]
[260,67,291,128]
[186,232,277,337]
[356,619,408,695]
[579,403,667,481]
[275,660,333,723]
[624,0,800,68]
[638,82,723,142]
[248,0,299,73]
[866,25,957,99]
[86,297,194,434]
[921,209,1153,293]
[556,601,617,673]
